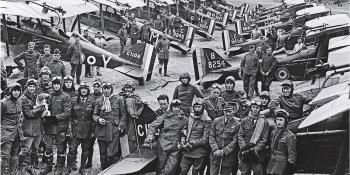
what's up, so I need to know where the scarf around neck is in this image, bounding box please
[102,94,112,112]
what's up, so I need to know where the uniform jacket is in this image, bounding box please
[67,42,82,64]
[237,104,250,118]
[154,19,164,31]
[91,91,103,101]
[203,96,224,120]
[140,25,151,42]
[93,94,127,141]
[173,84,204,107]
[183,110,212,158]
[71,96,95,138]
[267,127,297,175]
[129,22,140,39]
[156,39,170,60]
[238,113,269,152]
[44,59,66,78]
[241,52,260,75]
[37,54,53,74]
[20,90,43,137]
[63,89,77,98]
[124,93,144,140]
[147,110,188,151]
[173,17,182,28]
[209,115,240,166]
[269,94,310,120]
[1,97,24,142]
[260,53,277,74]
[220,90,239,103]
[46,90,72,135]
[118,28,128,43]
[14,50,40,78]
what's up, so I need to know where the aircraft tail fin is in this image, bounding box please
[169,26,195,53]
[222,30,237,51]
[192,48,231,83]
[115,43,157,83]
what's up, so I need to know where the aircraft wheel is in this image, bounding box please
[275,67,290,81]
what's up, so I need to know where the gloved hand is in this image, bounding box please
[185,142,193,151]
[98,118,106,125]
[213,150,224,158]
[145,136,154,143]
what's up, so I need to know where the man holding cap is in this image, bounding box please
[209,102,240,175]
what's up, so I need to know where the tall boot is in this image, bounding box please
[164,65,169,77]
[159,68,162,75]
[54,155,66,175]
[1,155,10,175]
[9,157,18,175]
[31,151,39,169]
[66,154,76,175]
[40,153,53,175]
[18,152,34,175]
[79,150,89,175]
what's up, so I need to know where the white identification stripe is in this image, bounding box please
[196,48,204,78]
[223,12,228,25]
[240,6,244,16]
[232,10,237,21]
[245,4,249,13]
[142,44,154,80]
[237,20,243,35]
[208,19,215,35]
[224,30,230,51]
[186,27,193,47]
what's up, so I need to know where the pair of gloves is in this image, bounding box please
[97,118,126,134]
[213,149,224,158]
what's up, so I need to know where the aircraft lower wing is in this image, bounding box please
[169,41,190,53]
[199,73,224,84]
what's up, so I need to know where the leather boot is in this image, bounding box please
[1,155,10,175]
[164,65,169,77]
[40,154,53,175]
[66,154,75,175]
[9,157,18,175]
[31,149,39,169]
[18,152,34,175]
[54,155,66,175]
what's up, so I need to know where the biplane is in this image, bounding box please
[0,0,159,85]
[192,14,350,87]
[199,5,229,29]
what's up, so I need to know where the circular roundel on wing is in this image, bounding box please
[275,67,290,81]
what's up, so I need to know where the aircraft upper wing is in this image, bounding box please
[91,0,144,10]
[37,0,99,18]
[117,0,146,9]
[0,1,51,19]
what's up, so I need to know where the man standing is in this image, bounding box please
[179,98,212,175]
[241,45,260,99]
[83,28,95,78]
[238,98,270,175]
[155,94,169,116]
[145,99,188,175]
[209,102,240,175]
[37,44,53,75]
[37,66,53,94]
[237,91,250,119]
[19,79,45,174]
[118,23,129,55]
[41,76,71,175]
[93,82,127,170]
[45,48,66,78]
[1,83,23,174]
[67,34,83,84]
[260,47,277,91]
[266,27,278,51]
[220,76,239,103]
[267,109,297,175]
[67,82,95,174]
[154,14,164,32]
[156,35,170,76]
[203,83,224,120]
[129,14,139,46]
[140,22,151,44]
[267,80,311,120]
[173,72,204,116]
[251,24,262,39]
[94,32,107,76]
[14,41,40,79]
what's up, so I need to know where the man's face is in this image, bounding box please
[53,83,61,91]
[180,78,189,84]
[94,85,101,93]
[97,34,102,39]
[282,86,292,96]
[80,88,88,96]
[172,106,181,113]
[297,38,302,43]
[65,81,73,89]
[266,48,272,55]
[44,48,50,55]
[42,74,50,81]
[27,85,36,94]
[239,94,248,104]
[249,47,255,53]
[251,105,261,116]
[224,108,234,116]
[276,117,286,128]
[84,31,88,36]
[75,37,80,43]
[261,97,269,106]
[124,87,134,94]
[28,44,35,51]
[225,81,234,91]
[53,53,60,60]
[12,90,21,98]
[158,99,169,111]
[211,89,220,98]
[193,105,203,113]
[103,87,112,96]
[256,46,262,52]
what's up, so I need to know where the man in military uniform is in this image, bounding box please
[203,83,224,120]
[240,45,260,99]
[145,100,188,175]
[260,47,277,92]
[209,102,240,175]
[236,91,250,119]
[173,72,204,116]
[156,34,170,76]
[19,79,45,174]
[67,34,83,84]
[14,41,40,79]
[67,82,95,174]
[267,80,311,120]
[220,76,239,103]
[44,48,66,78]
[179,98,212,175]
[37,44,53,75]
[1,83,23,174]
[238,98,270,175]
[93,82,127,170]
[41,76,72,175]
[118,23,129,55]
[37,66,53,94]
[267,109,297,175]
[155,94,169,116]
